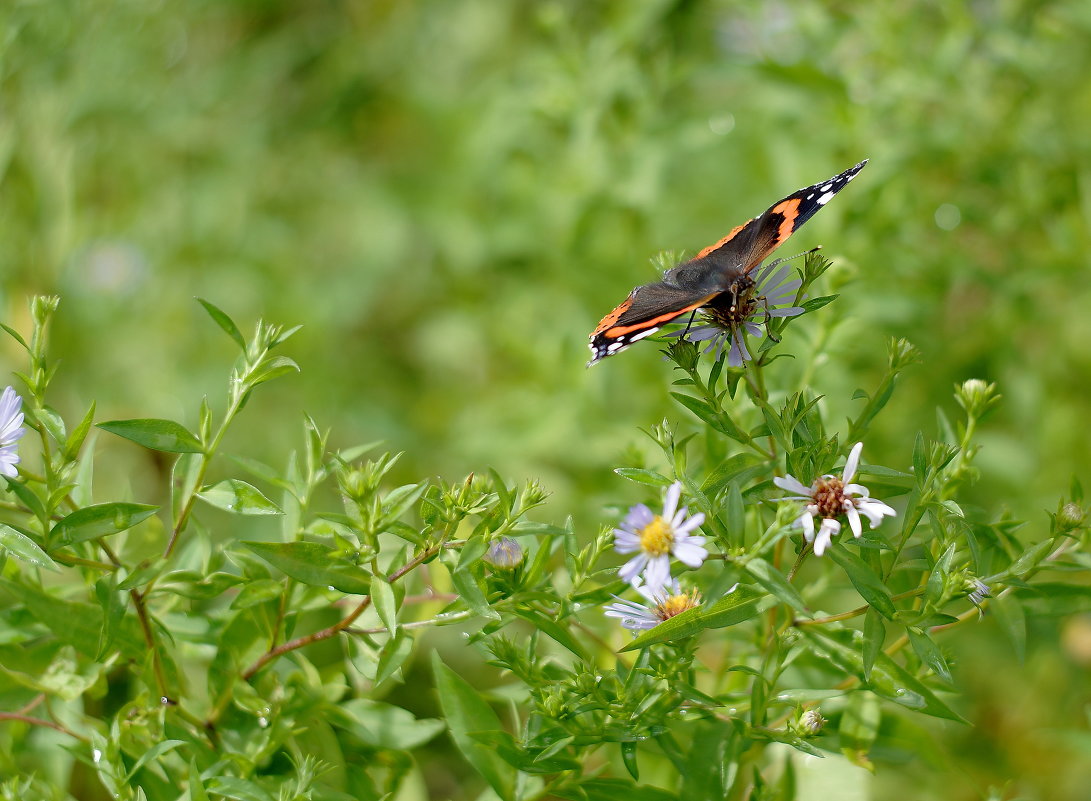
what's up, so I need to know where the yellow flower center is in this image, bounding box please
[655,589,702,621]
[638,515,674,556]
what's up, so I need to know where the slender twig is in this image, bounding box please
[0,711,88,743]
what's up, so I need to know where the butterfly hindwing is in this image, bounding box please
[588,283,718,364]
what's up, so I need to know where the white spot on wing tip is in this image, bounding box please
[816,191,835,205]
[628,327,660,343]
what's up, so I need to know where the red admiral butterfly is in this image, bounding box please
[588,160,868,365]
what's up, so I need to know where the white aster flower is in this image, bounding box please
[613,481,708,589]
[664,258,805,367]
[773,442,896,556]
[0,387,26,478]
[603,577,702,631]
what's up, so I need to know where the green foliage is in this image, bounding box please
[3,2,1091,799]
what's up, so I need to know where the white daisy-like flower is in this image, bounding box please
[773,442,896,556]
[613,481,708,589]
[603,577,702,631]
[0,387,26,478]
[664,258,805,367]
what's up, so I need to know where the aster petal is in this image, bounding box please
[0,450,18,477]
[843,442,864,483]
[663,482,682,521]
[798,509,815,542]
[743,322,763,338]
[728,332,751,367]
[766,306,805,318]
[612,529,642,553]
[623,504,655,529]
[844,503,862,538]
[857,498,897,527]
[813,519,840,556]
[843,483,870,498]
[618,553,648,584]
[682,325,723,342]
[672,540,709,568]
[774,475,813,496]
[675,512,705,534]
[643,555,672,592]
[761,262,794,291]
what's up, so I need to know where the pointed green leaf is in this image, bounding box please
[432,652,515,800]
[197,298,246,351]
[614,468,673,487]
[0,523,60,571]
[197,479,282,515]
[620,585,762,651]
[51,503,159,547]
[97,419,204,453]
[744,557,808,613]
[907,627,953,683]
[371,577,398,635]
[825,543,897,619]
[242,541,370,595]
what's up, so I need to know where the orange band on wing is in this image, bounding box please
[771,198,801,243]
[696,223,747,259]
[591,297,634,336]
[603,294,718,337]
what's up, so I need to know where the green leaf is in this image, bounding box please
[5,477,47,524]
[621,741,639,780]
[800,627,966,722]
[825,543,897,619]
[839,691,881,758]
[5,580,145,658]
[50,503,159,547]
[204,777,275,801]
[197,298,246,351]
[245,355,300,389]
[371,577,398,635]
[1008,539,1054,577]
[1015,583,1091,616]
[906,627,953,683]
[469,730,580,774]
[681,721,733,800]
[800,294,839,312]
[432,652,515,800]
[197,480,282,515]
[64,401,96,460]
[551,779,678,801]
[614,468,673,487]
[511,607,588,659]
[242,541,370,595]
[123,739,186,783]
[375,628,414,686]
[862,607,885,681]
[97,418,204,453]
[744,557,808,614]
[331,699,444,750]
[229,578,284,610]
[621,585,763,651]
[0,523,60,571]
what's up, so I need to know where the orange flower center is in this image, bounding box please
[655,589,702,621]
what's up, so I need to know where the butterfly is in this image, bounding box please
[588,160,868,365]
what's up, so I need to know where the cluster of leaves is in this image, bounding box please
[0,274,1089,801]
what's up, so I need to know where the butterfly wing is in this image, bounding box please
[588,282,719,365]
[686,159,869,282]
[587,160,868,364]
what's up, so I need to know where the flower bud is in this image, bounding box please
[483,537,523,570]
[1059,502,1086,532]
[790,708,826,737]
[954,379,1000,419]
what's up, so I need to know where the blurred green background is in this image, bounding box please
[2,0,1090,798]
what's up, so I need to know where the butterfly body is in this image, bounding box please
[588,160,868,365]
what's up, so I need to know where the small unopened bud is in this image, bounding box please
[30,295,60,326]
[966,578,991,606]
[664,338,700,371]
[791,708,826,737]
[954,379,1000,419]
[483,537,523,570]
[1059,502,1086,532]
